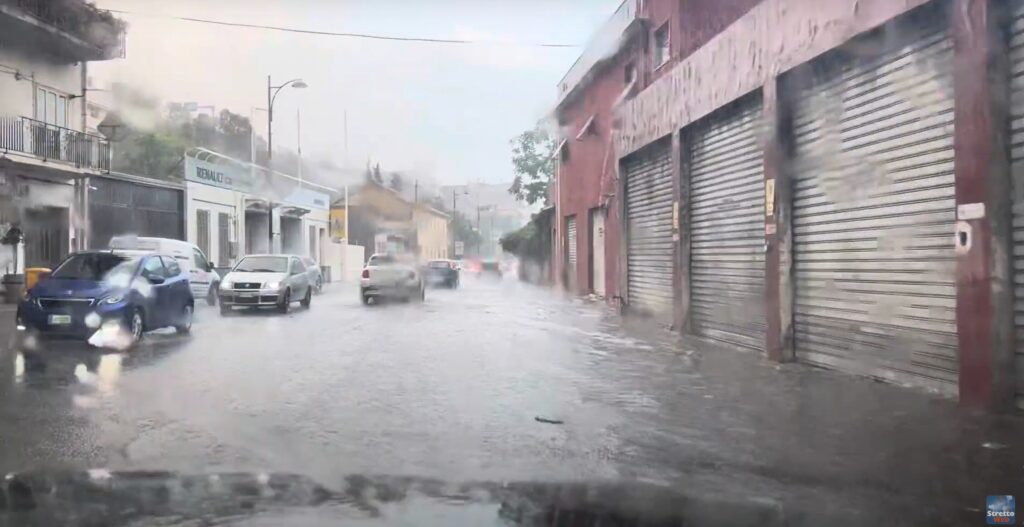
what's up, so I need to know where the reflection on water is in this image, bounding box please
[96,353,122,395]
[14,351,24,382]
[15,351,123,395]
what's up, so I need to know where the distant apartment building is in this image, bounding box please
[0,0,125,270]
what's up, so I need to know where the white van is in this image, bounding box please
[109,236,222,305]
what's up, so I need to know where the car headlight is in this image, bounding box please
[221,281,233,290]
[101,294,125,305]
[263,281,280,290]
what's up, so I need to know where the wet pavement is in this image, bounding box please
[0,277,1021,525]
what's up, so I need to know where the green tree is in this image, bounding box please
[389,172,404,193]
[509,122,556,206]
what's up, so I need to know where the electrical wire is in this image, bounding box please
[105,9,580,48]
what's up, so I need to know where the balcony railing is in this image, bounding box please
[0,0,126,59]
[0,116,110,172]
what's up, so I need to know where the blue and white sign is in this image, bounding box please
[186,155,331,209]
[283,186,330,211]
[185,157,253,193]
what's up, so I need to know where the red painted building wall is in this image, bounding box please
[556,0,760,299]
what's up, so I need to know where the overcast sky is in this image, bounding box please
[90,0,620,186]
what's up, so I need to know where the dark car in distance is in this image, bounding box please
[480,260,502,279]
[17,251,195,347]
[425,259,459,288]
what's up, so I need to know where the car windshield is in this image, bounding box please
[368,254,396,266]
[50,253,128,280]
[233,256,287,273]
[103,258,142,288]
[7,2,1008,525]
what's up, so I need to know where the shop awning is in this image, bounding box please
[244,198,270,212]
[279,205,310,218]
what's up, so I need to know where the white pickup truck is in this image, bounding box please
[359,253,425,305]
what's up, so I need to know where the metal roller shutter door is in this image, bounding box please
[567,216,578,270]
[688,97,765,350]
[790,18,957,389]
[625,142,674,316]
[1009,1,1024,409]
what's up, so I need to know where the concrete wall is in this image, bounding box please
[616,0,933,155]
[0,45,85,129]
[413,208,449,260]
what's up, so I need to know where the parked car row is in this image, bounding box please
[16,237,323,349]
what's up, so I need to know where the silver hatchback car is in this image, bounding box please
[218,255,314,314]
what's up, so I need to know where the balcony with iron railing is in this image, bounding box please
[556,0,641,109]
[0,116,110,172]
[0,0,126,61]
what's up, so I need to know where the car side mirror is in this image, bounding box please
[207,262,215,272]
[147,275,165,285]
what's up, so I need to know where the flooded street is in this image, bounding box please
[0,278,1020,525]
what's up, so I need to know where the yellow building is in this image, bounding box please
[413,204,449,260]
[340,181,450,260]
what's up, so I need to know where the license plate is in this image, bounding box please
[48,314,72,325]
[238,292,256,298]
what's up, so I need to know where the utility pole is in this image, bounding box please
[266,75,274,253]
[265,75,307,253]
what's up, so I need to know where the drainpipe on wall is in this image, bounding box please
[78,62,90,251]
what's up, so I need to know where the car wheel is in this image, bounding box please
[361,292,371,305]
[128,309,144,347]
[300,287,312,308]
[175,303,193,334]
[220,303,231,316]
[316,278,323,294]
[278,289,291,314]
[206,286,218,306]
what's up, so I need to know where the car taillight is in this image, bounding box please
[361,269,370,279]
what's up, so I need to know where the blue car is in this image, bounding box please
[17,251,195,346]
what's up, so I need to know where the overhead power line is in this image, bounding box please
[106,9,580,48]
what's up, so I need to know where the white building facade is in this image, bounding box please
[184,150,340,279]
[0,1,124,272]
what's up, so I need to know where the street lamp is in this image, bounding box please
[265,76,307,252]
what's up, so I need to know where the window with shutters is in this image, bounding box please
[217,212,230,266]
[196,209,210,258]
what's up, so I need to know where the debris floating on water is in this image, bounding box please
[534,416,564,425]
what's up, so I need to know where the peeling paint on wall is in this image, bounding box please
[615,0,933,156]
